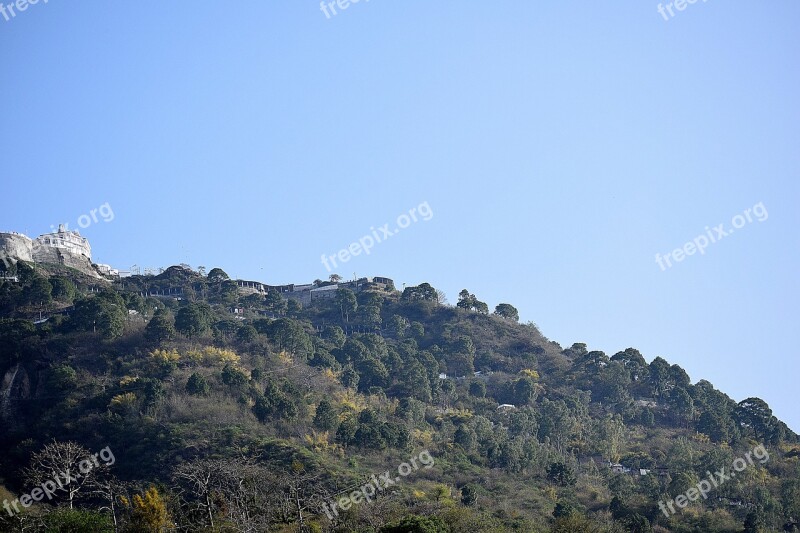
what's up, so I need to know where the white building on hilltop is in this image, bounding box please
[32,224,91,261]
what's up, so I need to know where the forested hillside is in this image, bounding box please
[1,262,798,532]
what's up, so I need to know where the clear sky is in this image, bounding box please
[2,1,798,431]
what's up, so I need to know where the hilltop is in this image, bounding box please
[0,260,798,533]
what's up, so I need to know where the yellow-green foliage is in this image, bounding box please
[150,346,241,368]
[0,485,16,504]
[336,389,367,414]
[149,348,180,363]
[303,430,344,455]
[121,486,172,533]
[185,346,240,366]
[109,392,137,412]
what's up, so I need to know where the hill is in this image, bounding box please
[0,261,798,532]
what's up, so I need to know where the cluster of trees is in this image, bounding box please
[562,343,794,446]
[0,266,798,533]
[456,290,488,314]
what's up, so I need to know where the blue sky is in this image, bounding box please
[2,1,798,431]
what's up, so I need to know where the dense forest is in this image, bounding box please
[0,261,798,532]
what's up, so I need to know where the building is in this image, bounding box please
[0,225,102,278]
[32,224,91,261]
[241,276,396,307]
[96,264,119,276]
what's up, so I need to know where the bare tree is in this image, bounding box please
[23,441,107,509]
[91,476,127,533]
[173,456,283,532]
[172,459,218,529]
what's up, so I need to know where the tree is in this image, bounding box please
[341,365,359,390]
[388,315,410,338]
[264,289,288,315]
[610,347,649,382]
[456,289,473,310]
[381,515,449,533]
[454,425,477,452]
[553,502,577,518]
[546,462,576,486]
[446,352,474,377]
[435,289,448,305]
[494,303,519,322]
[736,397,774,440]
[242,292,264,309]
[71,294,126,339]
[313,398,338,431]
[186,373,210,396]
[221,364,248,391]
[329,274,342,283]
[512,376,537,405]
[359,305,382,330]
[648,356,673,398]
[460,484,479,507]
[356,356,389,391]
[237,324,258,343]
[469,380,486,398]
[175,303,211,337]
[400,360,432,401]
[335,415,358,445]
[743,509,765,533]
[668,387,695,427]
[335,288,358,322]
[145,308,175,343]
[456,290,488,313]
[214,279,240,305]
[171,460,220,529]
[598,415,625,462]
[50,276,76,303]
[121,486,172,533]
[269,318,313,360]
[47,364,78,391]
[208,318,237,341]
[321,325,346,348]
[253,378,298,421]
[24,441,107,509]
[401,283,438,302]
[286,298,302,318]
[207,267,229,282]
[24,276,53,308]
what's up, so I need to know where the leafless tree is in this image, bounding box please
[436,289,449,305]
[90,476,127,533]
[23,440,107,509]
[172,456,282,532]
[172,459,218,529]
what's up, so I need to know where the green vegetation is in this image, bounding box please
[0,263,798,532]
